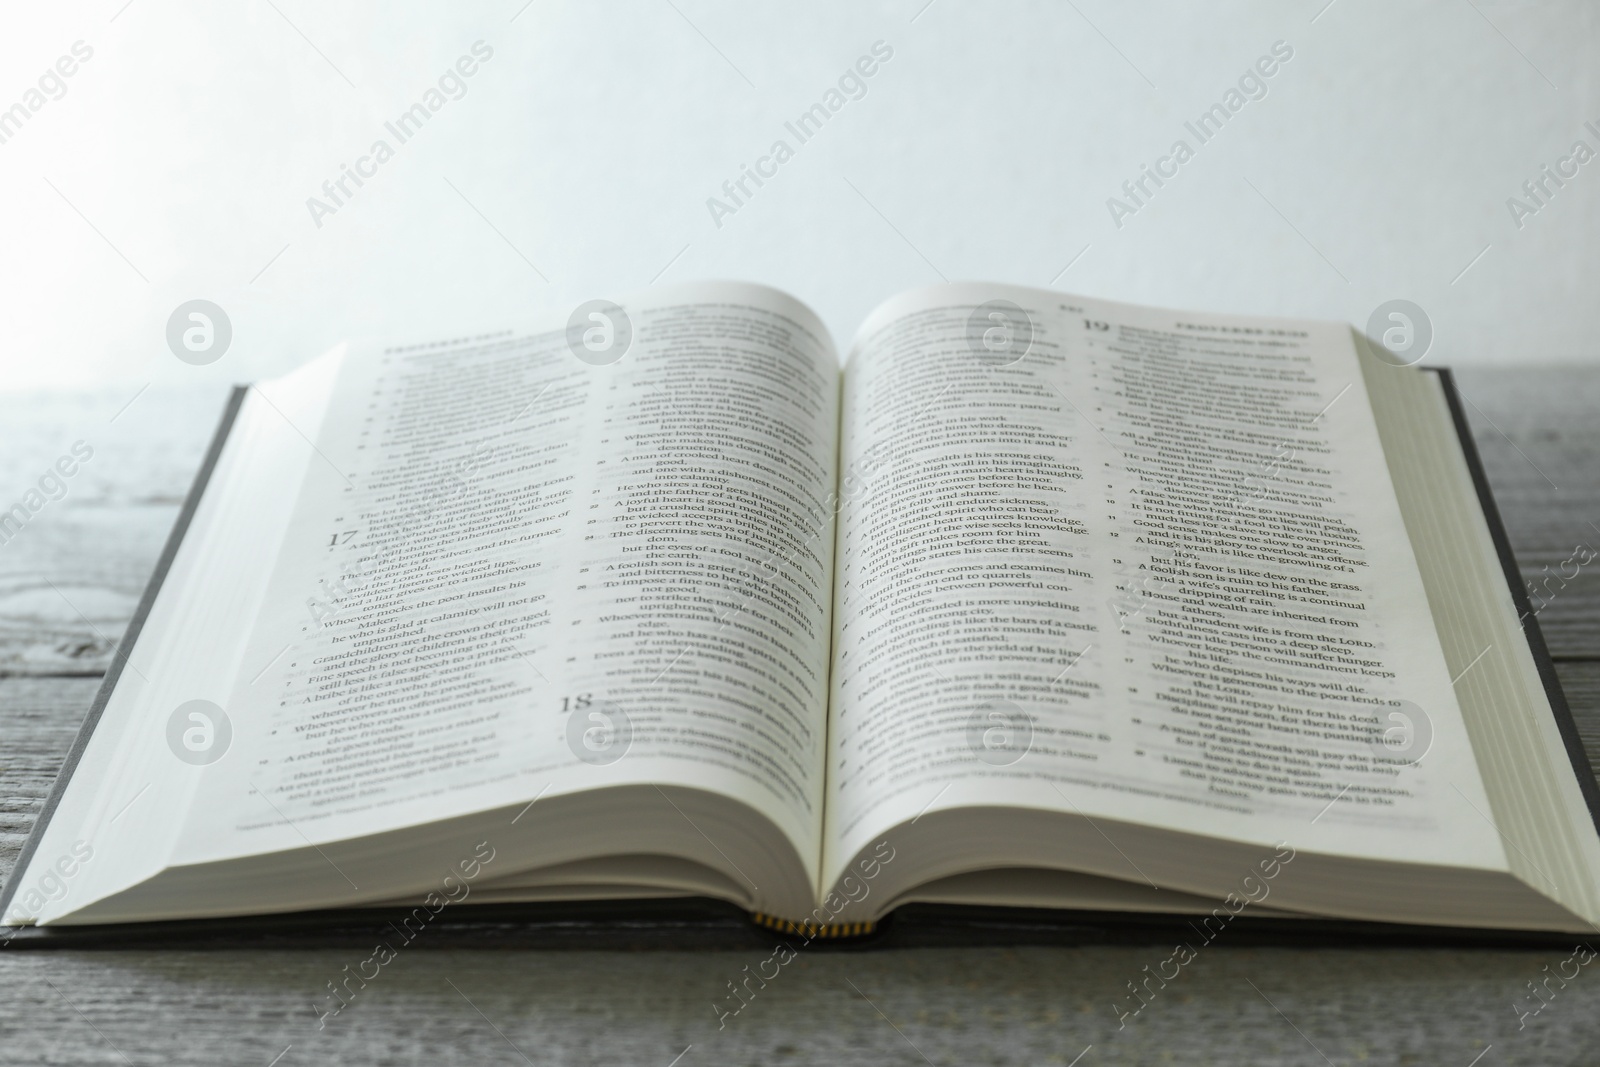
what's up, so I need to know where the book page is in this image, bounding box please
[172,282,838,884]
[823,282,1503,890]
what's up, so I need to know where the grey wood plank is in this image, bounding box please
[3,940,1599,1067]
[1556,661,1600,771]
[0,678,99,874]
[0,385,229,676]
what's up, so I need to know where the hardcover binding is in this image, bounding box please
[3,376,1594,948]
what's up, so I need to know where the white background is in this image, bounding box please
[1,0,1596,396]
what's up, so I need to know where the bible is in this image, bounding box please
[5,281,1598,940]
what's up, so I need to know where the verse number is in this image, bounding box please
[561,693,594,713]
[327,530,358,546]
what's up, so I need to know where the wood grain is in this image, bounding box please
[2,942,1597,1067]
[0,678,98,876]
[0,372,1596,1066]
[0,385,230,677]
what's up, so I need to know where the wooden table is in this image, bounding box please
[2,370,1598,1066]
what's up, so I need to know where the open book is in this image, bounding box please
[6,281,1600,938]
